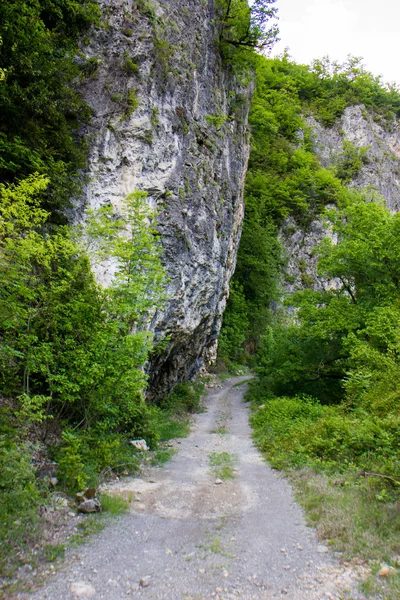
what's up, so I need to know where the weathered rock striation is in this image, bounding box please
[78,0,251,398]
[281,105,400,293]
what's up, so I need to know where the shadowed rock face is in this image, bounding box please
[77,0,251,399]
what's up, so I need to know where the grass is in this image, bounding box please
[211,425,229,435]
[43,543,65,562]
[289,470,400,562]
[70,514,107,546]
[151,447,176,465]
[99,493,130,515]
[209,452,237,480]
[248,383,400,599]
[157,414,190,442]
[290,469,400,599]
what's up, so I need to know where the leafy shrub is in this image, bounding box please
[0,428,41,573]
[56,431,89,491]
[250,390,400,476]
[159,381,205,415]
[122,55,140,75]
[0,0,100,214]
[334,141,370,182]
[0,179,166,493]
[56,431,142,491]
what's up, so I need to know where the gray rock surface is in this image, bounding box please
[20,379,367,600]
[77,0,251,397]
[281,105,400,293]
[309,105,400,210]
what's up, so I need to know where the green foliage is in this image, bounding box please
[153,38,174,81]
[334,140,370,182]
[307,56,400,126]
[251,391,400,476]
[134,0,156,21]
[0,175,171,575]
[159,381,205,415]
[218,282,249,362]
[0,419,41,574]
[256,196,400,403]
[205,113,229,129]
[122,54,140,75]
[123,89,139,119]
[217,0,278,54]
[220,54,354,359]
[220,52,400,362]
[0,176,166,478]
[56,432,89,491]
[209,451,237,479]
[0,0,100,215]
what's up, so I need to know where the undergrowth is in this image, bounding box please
[0,379,205,592]
[248,381,400,599]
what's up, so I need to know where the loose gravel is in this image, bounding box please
[18,377,368,600]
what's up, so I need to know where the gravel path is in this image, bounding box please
[21,377,366,600]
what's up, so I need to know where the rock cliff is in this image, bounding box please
[281,105,400,293]
[77,0,251,398]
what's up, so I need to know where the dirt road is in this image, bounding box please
[22,377,365,600]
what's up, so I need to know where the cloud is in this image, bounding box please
[272,0,400,84]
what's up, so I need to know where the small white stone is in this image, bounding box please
[70,582,96,598]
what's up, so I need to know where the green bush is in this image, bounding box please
[251,390,400,476]
[0,180,166,493]
[0,0,100,214]
[159,381,205,415]
[56,430,143,491]
[0,428,41,574]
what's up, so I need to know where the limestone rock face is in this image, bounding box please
[308,105,400,210]
[281,105,400,292]
[78,0,251,398]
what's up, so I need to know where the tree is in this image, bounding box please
[218,0,279,51]
[256,196,400,405]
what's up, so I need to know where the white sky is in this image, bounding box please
[271,0,400,85]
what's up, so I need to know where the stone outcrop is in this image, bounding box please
[308,105,400,210]
[281,105,400,293]
[77,0,251,398]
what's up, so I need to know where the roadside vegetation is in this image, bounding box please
[0,1,208,591]
[220,48,400,599]
[2,0,400,597]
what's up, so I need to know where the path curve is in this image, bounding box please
[22,378,365,600]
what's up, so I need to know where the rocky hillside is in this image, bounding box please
[78,0,251,397]
[281,105,400,293]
